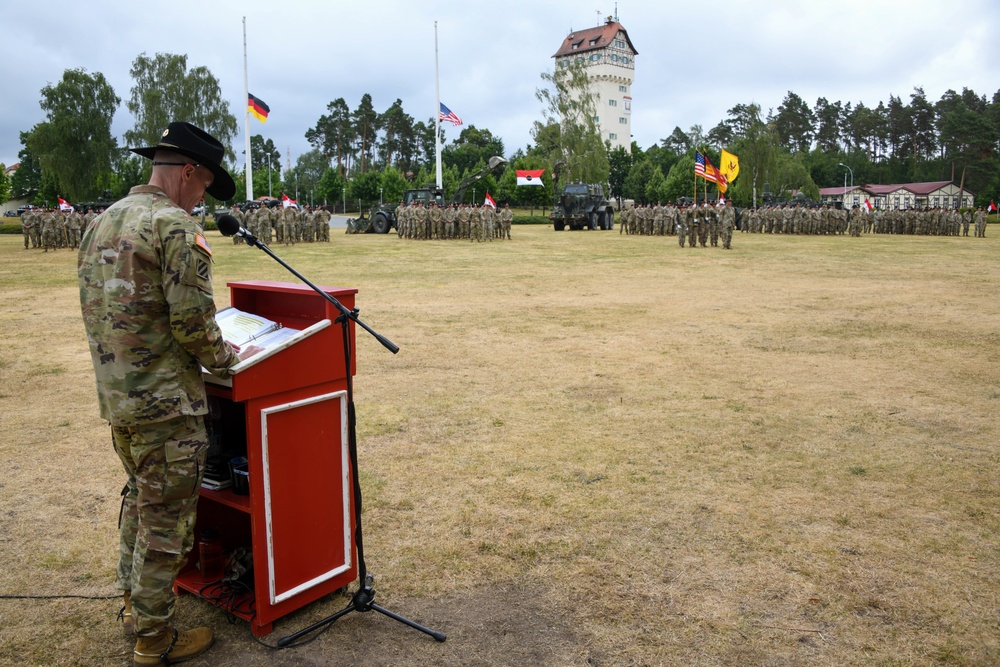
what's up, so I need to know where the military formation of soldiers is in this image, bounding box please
[740,204,990,238]
[394,201,514,242]
[227,204,331,245]
[19,206,100,251]
[619,201,737,249]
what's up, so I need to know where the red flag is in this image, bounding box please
[989,201,997,213]
[58,197,72,212]
[281,193,297,208]
[864,198,873,211]
[484,192,496,209]
[516,169,545,186]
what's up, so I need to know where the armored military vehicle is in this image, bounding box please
[362,156,507,234]
[550,182,615,230]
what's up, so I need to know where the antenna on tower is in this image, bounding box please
[595,9,601,24]
[614,2,619,22]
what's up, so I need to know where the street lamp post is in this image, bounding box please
[379,188,383,206]
[342,186,346,213]
[472,188,476,205]
[267,153,272,198]
[838,162,853,208]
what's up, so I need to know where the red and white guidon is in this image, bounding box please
[516,169,545,186]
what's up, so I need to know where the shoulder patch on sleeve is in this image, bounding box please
[195,232,212,256]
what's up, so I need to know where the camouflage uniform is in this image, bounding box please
[458,204,470,239]
[41,210,59,251]
[482,205,495,241]
[78,185,240,637]
[720,201,735,249]
[20,211,32,249]
[500,205,513,239]
[470,205,484,242]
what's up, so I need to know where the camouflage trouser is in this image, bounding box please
[113,415,207,636]
[722,226,733,249]
[22,228,30,248]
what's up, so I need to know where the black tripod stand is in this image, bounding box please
[218,216,446,645]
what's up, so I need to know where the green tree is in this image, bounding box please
[316,167,347,210]
[623,158,654,203]
[607,145,633,206]
[645,166,668,203]
[706,122,734,151]
[442,125,505,176]
[813,97,843,153]
[287,149,329,203]
[348,170,381,206]
[380,165,408,204]
[377,99,417,170]
[125,53,238,164]
[773,91,815,153]
[353,94,379,173]
[250,135,280,171]
[306,97,354,175]
[10,138,43,200]
[0,165,11,205]
[727,103,779,207]
[663,154,697,203]
[24,68,120,201]
[533,59,609,186]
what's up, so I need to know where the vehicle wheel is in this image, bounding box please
[589,212,598,230]
[372,213,391,234]
[553,220,565,231]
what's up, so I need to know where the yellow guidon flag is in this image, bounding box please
[720,149,740,184]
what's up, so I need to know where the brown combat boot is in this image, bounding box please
[118,591,134,636]
[133,627,214,666]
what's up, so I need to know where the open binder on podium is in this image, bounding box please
[179,280,358,637]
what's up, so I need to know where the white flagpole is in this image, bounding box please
[434,21,442,190]
[243,17,253,202]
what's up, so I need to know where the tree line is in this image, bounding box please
[8,52,998,213]
[613,87,1000,208]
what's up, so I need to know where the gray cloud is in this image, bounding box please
[3,0,997,173]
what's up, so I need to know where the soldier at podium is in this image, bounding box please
[78,121,259,666]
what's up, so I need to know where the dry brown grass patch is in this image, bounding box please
[1,228,998,666]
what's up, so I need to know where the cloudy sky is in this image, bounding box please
[3,0,998,171]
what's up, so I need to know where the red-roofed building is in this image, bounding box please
[553,15,637,153]
[819,181,974,209]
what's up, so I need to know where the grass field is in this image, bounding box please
[0,226,998,666]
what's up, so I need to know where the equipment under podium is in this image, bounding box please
[178,280,360,636]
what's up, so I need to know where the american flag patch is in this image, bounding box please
[195,232,212,256]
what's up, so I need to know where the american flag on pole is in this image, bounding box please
[694,151,728,192]
[694,151,708,177]
[439,103,463,126]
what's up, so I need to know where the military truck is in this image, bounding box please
[362,156,508,234]
[550,182,615,230]
[548,161,615,230]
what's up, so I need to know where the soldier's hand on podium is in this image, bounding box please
[236,344,266,360]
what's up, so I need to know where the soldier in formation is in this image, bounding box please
[740,203,984,238]
[973,206,988,237]
[393,200,513,242]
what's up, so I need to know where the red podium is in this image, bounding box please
[175,280,359,636]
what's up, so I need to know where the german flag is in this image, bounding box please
[248,93,270,123]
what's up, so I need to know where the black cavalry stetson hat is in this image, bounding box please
[131,122,236,200]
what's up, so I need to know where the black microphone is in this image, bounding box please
[216,213,261,246]
[216,213,242,237]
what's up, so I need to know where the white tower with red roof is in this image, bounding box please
[552,15,638,153]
